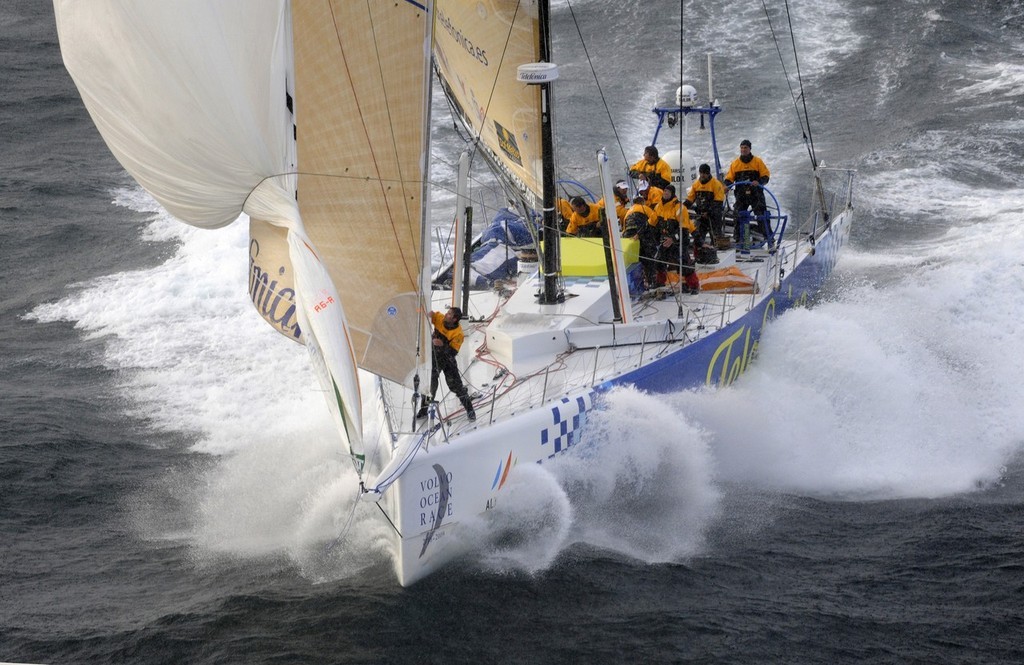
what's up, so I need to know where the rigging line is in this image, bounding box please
[760,0,815,170]
[565,0,629,171]
[324,488,364,554]
[783,0,819,169]
[677,0,684,167]
[375,500,402,537]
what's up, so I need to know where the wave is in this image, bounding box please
[673,222,1024,500]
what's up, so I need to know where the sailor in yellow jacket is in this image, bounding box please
[653,184,696,287]
[655,184,694,237]
[629,145,672,189]
[564,196,604,237]
[686,162,728,248]
[724,139,772,242]
[418,307,475,421]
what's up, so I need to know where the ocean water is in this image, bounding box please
[4,1,1024,663]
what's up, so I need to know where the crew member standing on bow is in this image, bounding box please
[418,307,476,421]
[724,139,772,243]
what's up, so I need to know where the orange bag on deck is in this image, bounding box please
[697,266,757,293]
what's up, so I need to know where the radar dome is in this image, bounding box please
[662,149,698,189]
[676,84,698,108]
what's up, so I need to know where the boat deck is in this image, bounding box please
[380,234,814,440]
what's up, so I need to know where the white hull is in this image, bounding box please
[369,206,854,585]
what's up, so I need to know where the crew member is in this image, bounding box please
[653,184,695,289]
[724,139,772,243]
[629,145,672,189]
[621,195,660,289]
[564,196,603,237]
[686,163,727,248]
[417,307,476,421]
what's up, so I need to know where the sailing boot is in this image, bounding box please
[416,395,430,419]
[460,394,476,422]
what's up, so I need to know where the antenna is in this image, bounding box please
[706,54,714,104]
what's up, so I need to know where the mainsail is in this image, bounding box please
[290,1,434,387]
[433,0,544,209]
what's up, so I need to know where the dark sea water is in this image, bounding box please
[4,1,1024,663]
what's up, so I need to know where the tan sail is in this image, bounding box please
[292,1,432,386]
[434,0,544,207]
[249,218,302,343]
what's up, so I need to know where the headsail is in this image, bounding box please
[53,0,366,459]
[53,1,299,229]
[433,0,544,209]
[291,1,434,387]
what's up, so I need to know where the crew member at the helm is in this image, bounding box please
[724,139,772,242]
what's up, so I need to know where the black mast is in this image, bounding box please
[538,0,562,304]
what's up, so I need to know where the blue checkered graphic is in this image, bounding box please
[541,395,590,459]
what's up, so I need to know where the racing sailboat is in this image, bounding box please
[54,0,854,585]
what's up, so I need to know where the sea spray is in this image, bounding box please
[554,386,721,562]
[674,222,1024,499]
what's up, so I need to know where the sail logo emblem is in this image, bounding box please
[490,451,517,491]
[494,121,523,166]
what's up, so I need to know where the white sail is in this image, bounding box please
[53,0,368,465]
[288,230,364,462]
[53,1,299,229]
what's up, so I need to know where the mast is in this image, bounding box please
[537,0,562,304]
[452,150,471,312]
[413,0,437,426]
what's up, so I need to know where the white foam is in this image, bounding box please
[458,386,721,576]
[956,62,1024,99]
[462,463,575,577]
[30,193,325,456]
[674,221,1024,499]
[556,386,721,559]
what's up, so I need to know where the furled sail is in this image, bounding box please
[433,0,544,208]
